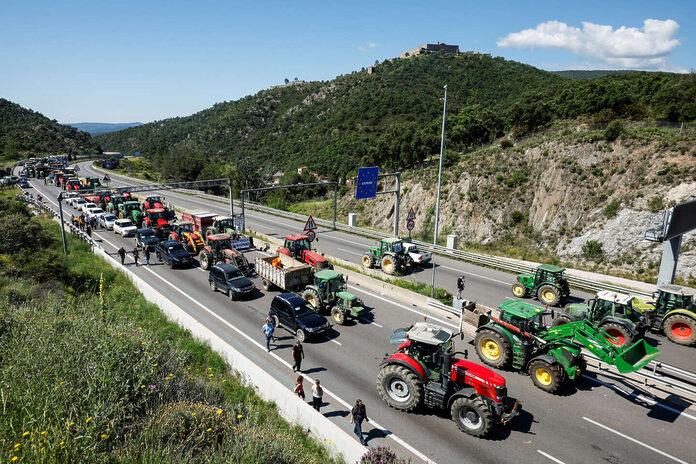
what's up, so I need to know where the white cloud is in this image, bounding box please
[357,41,377,52]
[497,19,685,72]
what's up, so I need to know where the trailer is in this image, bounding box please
[182,210,253,250]
[255,254,313,292]
[182,211,217,233]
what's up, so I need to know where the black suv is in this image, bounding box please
[269,293,331,342]
[134,228,160,251]
[154,240,193,269]
[208,263,256,300]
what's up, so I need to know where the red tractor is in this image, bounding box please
[377,322,519,437]
[277,234,331,271]
[141,195,165,210]
[142,208,172,238]
[198,233,251,276]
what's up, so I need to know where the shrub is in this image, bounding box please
[500,139,513,149]
[361,446,409,464]
[582,240,605,262]
[603,120,624,141]
[603,200,621,218]
[510,210,525,225]
[647,195,664,213]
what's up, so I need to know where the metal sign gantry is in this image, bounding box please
[56,178,233,254]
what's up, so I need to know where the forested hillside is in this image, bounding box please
[0,98,96,160]
[96,53,695,184]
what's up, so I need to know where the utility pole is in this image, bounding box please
[431,84,447,297]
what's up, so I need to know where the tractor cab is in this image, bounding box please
[144,195,164,209]
[173,221,194,235]
[585,291,644,323]
[393,322,455,381]
[214,216,235,231]
[534,264,567,287]
[381,237,404,254]
[498,300,547,334]
[301,269,365,324]
[207,233,232,254]
[653,284,696,317]
[314,269,347,294]
[279,234,330,270]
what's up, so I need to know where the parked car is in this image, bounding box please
[86,207,105,220]
[18,180,30,188]
[64,192,78,205]
[72,198,87,209]
[269,293,331,342]
[99,213,118,230]
[208,263,256,300]
[134,228,160,250]
[154,240,193,268]
[403,242,432,266]
[81,202,97,213]
[113,219,137,237]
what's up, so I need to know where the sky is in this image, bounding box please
[0,0,693,123]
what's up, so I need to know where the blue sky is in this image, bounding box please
[1,0,693,123]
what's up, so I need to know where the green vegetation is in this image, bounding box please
[582,240,605,262]
[0,193,341,463]
[0,98,97,161]
[95,54,695,186]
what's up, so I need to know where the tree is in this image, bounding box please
[284,78,290,84]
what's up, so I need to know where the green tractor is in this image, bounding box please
[106,194,128,214]
[300,270,366,325]
[361,237,407,275]
[553,290,648,347]
[474,300,660,393]
[633,284,696,346]
[511,264,570,306]
[118,201,143,225]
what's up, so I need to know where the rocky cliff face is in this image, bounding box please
[339,129,696,282]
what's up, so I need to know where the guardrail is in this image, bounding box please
[92,163,654,297]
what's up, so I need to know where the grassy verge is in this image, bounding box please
[0,195,342,463]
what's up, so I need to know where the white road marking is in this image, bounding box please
[361,317,383,328]
[90,232,437,463]
[582,416,689,464]
[440,265,510,286]
[337,247,363,256]
[582,375,696,421]
[537,450,566,464]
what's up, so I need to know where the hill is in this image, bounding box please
[551,70,638,79]
[0,98,95,160]
[68,121,143,136]
[95,53,695,184]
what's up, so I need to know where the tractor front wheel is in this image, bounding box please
[301,288,322,312]
[474,330,511,368]
[450,396,494,437]
[552,313,576,327]
[199,250,212,270]
[528,359,563,393]
[600,322,633,347]
[381,255,396,275]
[538,285,560,306]
[331,306,346,325]
[376,364,423,412]
[361,253,374,268]
[664,315,696,346]
[511,283,527,298]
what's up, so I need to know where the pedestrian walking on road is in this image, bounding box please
[456,274,465,300]
[132,247,139,267]
[118,246,126,265]
[292,340,305,372]
[311,379,323,411]
[86,224,92,238]
[350,399,369,445]
[144,247,150,266]
[262,319,275,352]
[293,375,305,400]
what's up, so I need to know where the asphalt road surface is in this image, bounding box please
[22,166,696,464]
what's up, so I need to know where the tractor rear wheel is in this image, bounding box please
[600,322,633,347]
[528,359,563,393]
[361,253,374,268]
[511,283,527,298]
[450,396,494,437]
[331,306,346,325]
[199,250,212,270]
[376,364,423,412]
[474,330,511,368]
[538,285,560,306]
[381,255,396,275]
[552,313,575,327]
[664,315,696,346]
[301,288,322,311]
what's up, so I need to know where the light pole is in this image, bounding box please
[430,84,447,297]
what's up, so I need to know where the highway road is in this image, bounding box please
[23,166,696,464]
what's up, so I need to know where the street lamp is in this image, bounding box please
[431,84,448,297]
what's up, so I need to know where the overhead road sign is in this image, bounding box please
[356,167,379,199]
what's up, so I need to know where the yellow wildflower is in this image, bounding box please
[41,431,46,435]
[101,434,108,438]
[59,441,64,445]
[237,414,243,419]
[192,413,196,416]
[216,410,222,414]
[206,428,212,432]
[86,417,92,423]
[14,443,20,448]
[22,432,29,437]
[69,422,74,426]
[141,385,145,389]
[12,457,18,461]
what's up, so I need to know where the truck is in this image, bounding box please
[473,300,660,393]
[255,254,314,293]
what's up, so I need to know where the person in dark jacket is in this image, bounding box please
[456,274,465,299]
[350,399,369,445]
[118,246,126,265]
[132,247,139,267]
[292,340,304,372]
[144,247,150,266]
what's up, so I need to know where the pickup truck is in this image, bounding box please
[269,293,331,342]
[154,240,193,268]
[134,228,160,251]
[255,254,313,292]
[403,242,432,266]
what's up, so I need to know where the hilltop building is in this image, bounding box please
[400,42,459,58]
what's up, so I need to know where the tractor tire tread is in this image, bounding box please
[450,396,494,437]
[376,364,423,412]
